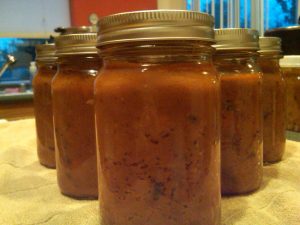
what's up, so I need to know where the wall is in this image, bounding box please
[69,0,157,26]
[0,0,70,37]
[0,0,188,35]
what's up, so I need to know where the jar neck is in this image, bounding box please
[213,50,260,74]
[99,41,214,65]
[258,54,281,74]
[259,52,282,59]
[214,50,258,60]
[36,61,57,73]
[58,54,102,72]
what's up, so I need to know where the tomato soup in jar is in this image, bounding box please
[33,44,57,168]
[258,37,286,163]
[280,56,300,132]
[95,10,221,225]
[53,33,102,199]
[214,28,263,195]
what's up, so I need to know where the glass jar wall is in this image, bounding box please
[280,56,300,132]
[33,44,57,168]
[258,37,286,163]
[95,11,221,225]
[214,29,263,195]
[53,33,101,199]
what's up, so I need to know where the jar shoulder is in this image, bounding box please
[33,70,55,86]
[52,70,96,93]
[95,63,219,99]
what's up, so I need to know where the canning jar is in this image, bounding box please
[95,10,221,225]
[214,29,263,195]
[280,56,300,132]
[53,33,101,199]
[33,44,57,168]
[258,37,286,163]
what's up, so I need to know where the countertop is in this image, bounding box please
[0,119,299,225]
[0,91,33,102]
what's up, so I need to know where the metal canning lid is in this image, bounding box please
[259,37,281,54]
[35,43,57,62]
[280,55,300,68]
[55,33,98,56]
[213,28,259,51]
[97,10,215,46]
[54,26,97,35]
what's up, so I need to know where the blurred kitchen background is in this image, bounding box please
[0,0,299,120]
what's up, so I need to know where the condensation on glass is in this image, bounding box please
[258,37,286,163]
[33,43,57,168]
[280,56,300,132]
[213,28,263,195]
[95,10,221,225]
[53,33,101,199]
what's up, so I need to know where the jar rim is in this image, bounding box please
[280,55,300,68]
[213,28,259,51]
[258,37,281,53]
[55,33,98,56]
[35,43,57,62]
[97,10,215,46]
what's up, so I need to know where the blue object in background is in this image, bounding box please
[264,0,298,30]
[186,0,298,30]
[0,38,48,83]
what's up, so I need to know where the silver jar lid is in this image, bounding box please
[258,37,281,54]
[280,55,300,68]
[35,43,57,62]
[97,10,215,46]
[55,33,98,56]
[54,26,97,35]
[213,28,259,51]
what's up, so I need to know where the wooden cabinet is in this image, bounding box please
[0,99,34,121]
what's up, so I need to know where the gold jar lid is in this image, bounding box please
[258,37,281,54]
[55,33,98,56]
[97,10,215,46]
[213,28,259,51]
[35,43,57,62]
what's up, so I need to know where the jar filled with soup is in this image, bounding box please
[95,10,221,225]
[33,43,57,168]
[53,33,101,199]
[258,37,285,163]
[280,56,300,132]
[213,28,263,195]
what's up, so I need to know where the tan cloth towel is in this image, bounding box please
[0,119,299,225]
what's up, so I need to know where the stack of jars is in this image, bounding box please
[33,10,289,225]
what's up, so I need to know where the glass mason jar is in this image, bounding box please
[33,44,57,168]
[53,33,101,199]
[280,56,300,132]
[95,11,221,225]
[214,29,263,195]
[258,37,286,163]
